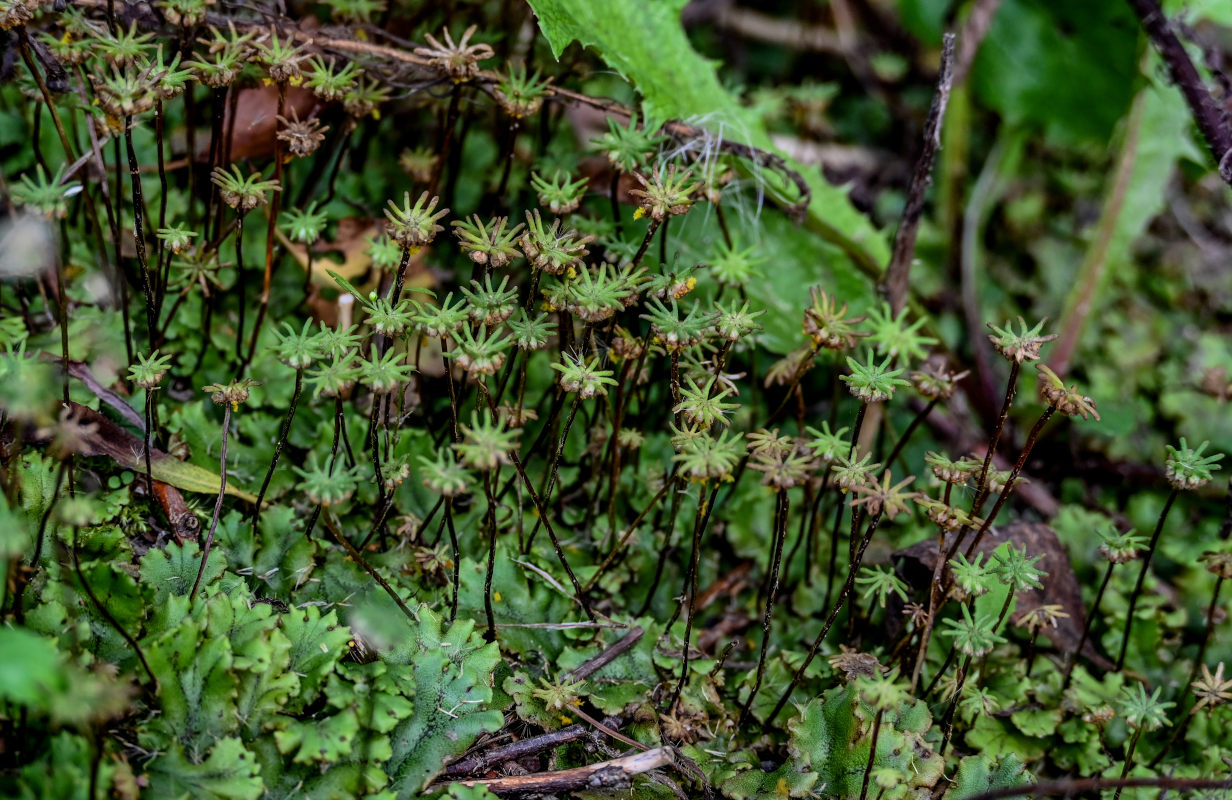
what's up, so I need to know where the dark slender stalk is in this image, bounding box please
[667,482,721,713]
[764,511,883,729]
[430,85,462,198]
[939,653,973,755]
[637,483,684,619]
[824,403,869,612]
[483,470,499,641]
[882,34,956,312]
[494,119,520,209]
[883,398,938,472]
[961,406,1056,559]
[244,90,286,369]
[1063,560,1116,689]
[252,367,303,526]
[440,336,461,442]
[971,360,1020,516]
[1117,487,1179,669]
[525,394,581,553]
[319,510,417,621]
[124,119,157,349]
[1148,574,1224,767]
[922,644,959,698]
[738,489,790,726]
[584,477,674,594]
[71,526,156,686]
[190,403,230,602]
[629,218,662,269]
[446,497,461,623]
[142,387,155,498]
[233,210,249,364]
[1111,730,1144,800]
[18,32,75,160]
[658,216,669,265]
[858,708,885,800]
[368,392,388,517]
[154,99,169,311]
[1125,0,1232,185]
[10,459,66,624]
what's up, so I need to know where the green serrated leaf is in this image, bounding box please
[964,714,1048,763]
[146,737,263,800]
[274,708,361,764]
[788,683,944,798]
[145,610,238,749]
[207,593,299,737]
[383,605,504,797]
[949,753,1029,800]
[249,505,317,595]
[282,606,353,712]
[140,541,227,602]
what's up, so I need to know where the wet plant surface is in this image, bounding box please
[2,0,1232,798]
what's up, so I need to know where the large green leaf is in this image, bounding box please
[973,0,1139,144]
[383,605,503,797]
[526,0,887,287]
[145,611,239,750]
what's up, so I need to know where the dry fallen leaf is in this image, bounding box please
[891,521,1112,671]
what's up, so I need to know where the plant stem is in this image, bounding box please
[124,118,157,349]
[446,497,461,623]
[233,210,248,365]
[824,402,869,612]
[1117,487,1179,669]
[738,488,789,726]
[584,477,673,594]
[252,366,303,527]
[1112,730,1143,800]
[939,653,972,755]
[483,470,499,642]
[1148,574,1224,768]
[971,360,1020,517]
[961,406,1056,559]
[71,526,156,686]
[859,708,885,800]
[1064,560,1116,689]
[883,398,938,472]
[629,218,662,269]
[764,510,883,729]
[526,394,580,553]
[667,482,721,713]
[190,402,230,602]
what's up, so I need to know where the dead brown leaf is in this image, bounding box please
[892,521,1113,671]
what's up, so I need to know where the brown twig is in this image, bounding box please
[702,5,844,55]
[1125,0,1232,184]
[565,626,645,682]
[952,0,1003,86]
[882,32,955,313]
[440,724,596,778]
[450,747,676,796]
